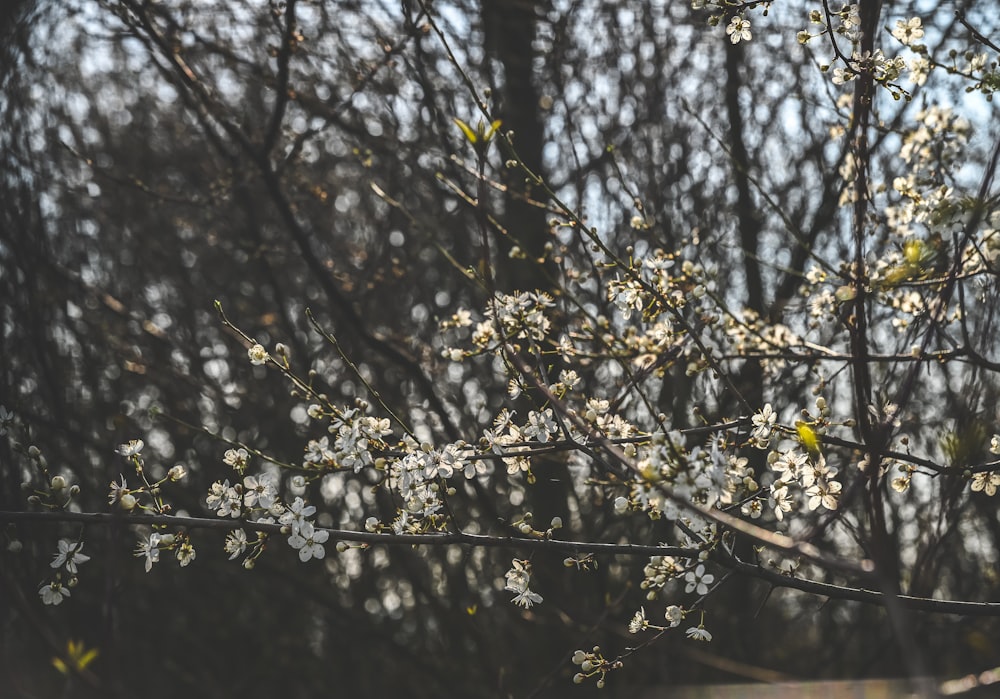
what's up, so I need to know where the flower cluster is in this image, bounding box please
[206,479,244,518]
[318,409,393,473]
[627,601,709,657]
[134,532,195,573]
[442,290,556,360]
[608,275,647,320]
[386,451,440,524]
[640,554,682,599]
[482,409,539,476]
[487,290,555,341]
[691,0,768,47]
[612,431,758,524]
[571,646,622,688]
[767,449,842,519]
[109,439,189,512]
[39,538,93,606]
[831,49,907,88]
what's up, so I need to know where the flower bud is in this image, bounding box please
[167,465,187,481]
[614,496,628,514]
[50,475,67,491]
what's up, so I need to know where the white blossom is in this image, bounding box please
[50,539,90,574]
[247,343,269,365]
[116,439,144,457]
[892,17,924,46]
[135,533,162,572]
[242,474,278,509]
[683,564,715,596]
[726,16,751,44]
[225,529,248,560]
[39,581,71,606]
[505,559,543,608]
[279,497,317,532]
[686,625,713,642]
[628,607,648,634]
[665,605,683,627]
[287,521,329,562]
[971,471,1000,497]
[223,448,250,472]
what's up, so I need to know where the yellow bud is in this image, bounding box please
[903,239,924,265]
[795,420,821,457]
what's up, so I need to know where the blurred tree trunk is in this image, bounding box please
[482,0,554,293]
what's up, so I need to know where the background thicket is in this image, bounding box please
[2,1,1000,697]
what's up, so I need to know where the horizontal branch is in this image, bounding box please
[728,557,1000,617]
[0,509,697,558]
[715,345,975,365]
[818,434,1000,475]
[4,509,999,617]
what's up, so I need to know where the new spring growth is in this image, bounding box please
[453,116,502,156]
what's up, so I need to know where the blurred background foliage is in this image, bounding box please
[2,0,1000,697]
